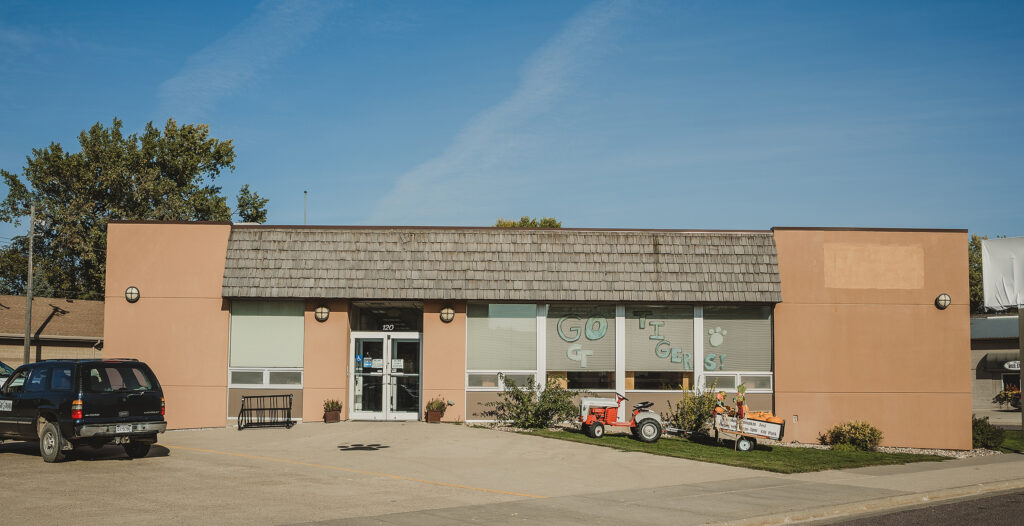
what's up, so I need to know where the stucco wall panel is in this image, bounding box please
[303,300,350,420]
[104,223,232,430]
[774,303,969,393]
[422,301,466,422]
[773,228,970,449]
[776,392,970,449]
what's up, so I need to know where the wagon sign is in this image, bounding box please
[715,414,784,440]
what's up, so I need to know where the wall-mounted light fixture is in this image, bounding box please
[440,305,455,323]
[935,293,951,310]
[125,286,140,303]
[314,305,330,322]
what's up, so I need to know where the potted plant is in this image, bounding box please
[323,399,342,423]
[425,396,447,423]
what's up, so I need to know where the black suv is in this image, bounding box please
[0,359,166,462]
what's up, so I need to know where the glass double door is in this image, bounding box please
[350,332,421,421]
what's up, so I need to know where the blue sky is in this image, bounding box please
[1,0,1022,240]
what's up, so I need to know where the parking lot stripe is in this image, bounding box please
[165,445,547,499]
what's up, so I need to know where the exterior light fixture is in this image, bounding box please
[935,293,951,310]
[439,305,455,323]
[314,305,330,322]
[125,286,140,303]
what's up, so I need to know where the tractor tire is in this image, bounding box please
[636,419,662,443]
[581,423,593,437]
[39,421,67,463]
[590,422,605,439]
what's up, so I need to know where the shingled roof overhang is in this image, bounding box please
[221,226,782,303]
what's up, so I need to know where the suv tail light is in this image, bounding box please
[71,399,83,420]
[161,397,165,416]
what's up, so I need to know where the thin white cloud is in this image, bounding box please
[158,0,341,120]
[369,0,630,224]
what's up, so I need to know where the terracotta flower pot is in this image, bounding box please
[425,410,443,423]
[324,410,341,423]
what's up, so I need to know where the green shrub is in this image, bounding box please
[322,399,342,412]
[664,383,718,437]
[972,414,1005,449]
[830,443,859,453]
[819,421,883,451]
[484,378,580,429]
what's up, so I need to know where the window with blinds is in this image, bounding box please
[546,304,616,372]
[703,305,772,372]
[229,301,305,368]
[466,304,537,371]
[625,305,694,390]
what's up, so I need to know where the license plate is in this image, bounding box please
[115,424,132,434]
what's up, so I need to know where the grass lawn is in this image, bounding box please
[1000,429,1024,454]
[523,429,946,474]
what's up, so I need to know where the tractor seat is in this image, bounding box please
[633,401,654,410]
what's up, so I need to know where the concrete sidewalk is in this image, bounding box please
[162,423,1024,525]
[3,422,1022,525]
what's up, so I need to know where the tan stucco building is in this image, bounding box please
[103,222,970,449]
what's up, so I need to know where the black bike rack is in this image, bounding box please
[237,394,294,430]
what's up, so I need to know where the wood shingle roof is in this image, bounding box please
[221,227,782,303]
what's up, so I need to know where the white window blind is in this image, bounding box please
[467,304,537,370]
[229,301,304,368]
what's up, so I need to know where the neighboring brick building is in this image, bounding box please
[0,295,104,367]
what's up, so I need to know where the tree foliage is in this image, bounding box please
[969,234,986,313]
[494,216,561,228]
[0,118,268,299]
[235,184,269,223]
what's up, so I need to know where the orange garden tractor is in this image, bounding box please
[580,393,663,443]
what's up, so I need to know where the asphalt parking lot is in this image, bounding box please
[2,422,1021,525]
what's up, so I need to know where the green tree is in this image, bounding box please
[494,216,561,228]
[969,234,986,313]
[0,117,266,299]
[235,184,269,223]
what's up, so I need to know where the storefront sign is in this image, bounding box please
[1006,360,1021,371]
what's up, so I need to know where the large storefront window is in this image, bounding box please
[467,304,537,389]
[702,305,772,391]
[229,301,304,387]
[626,306,694,390]
[547,304,615,390]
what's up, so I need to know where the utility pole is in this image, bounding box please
[1019,306,1023,431]
[23,203,34,366]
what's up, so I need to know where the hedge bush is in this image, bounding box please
[664,384,718,437]
[484,378,580,429]
[819,421,883,451]
[972,414,1005,449]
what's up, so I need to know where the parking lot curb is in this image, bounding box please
[719,478,1024,526]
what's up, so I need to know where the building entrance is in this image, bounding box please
[349,332,421,421]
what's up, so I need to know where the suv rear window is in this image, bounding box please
[85,364,157,393]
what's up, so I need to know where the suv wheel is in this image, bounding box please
[124,441,151,459]
[39,421,67,463]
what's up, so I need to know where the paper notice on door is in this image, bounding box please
[362,357,372,368]
[391,359,404,371]
[371,358,384,369]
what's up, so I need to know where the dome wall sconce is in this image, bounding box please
[314,305,330,322]
[935,293,951,310]
[439,305,455,323]
[125,286,140,304]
